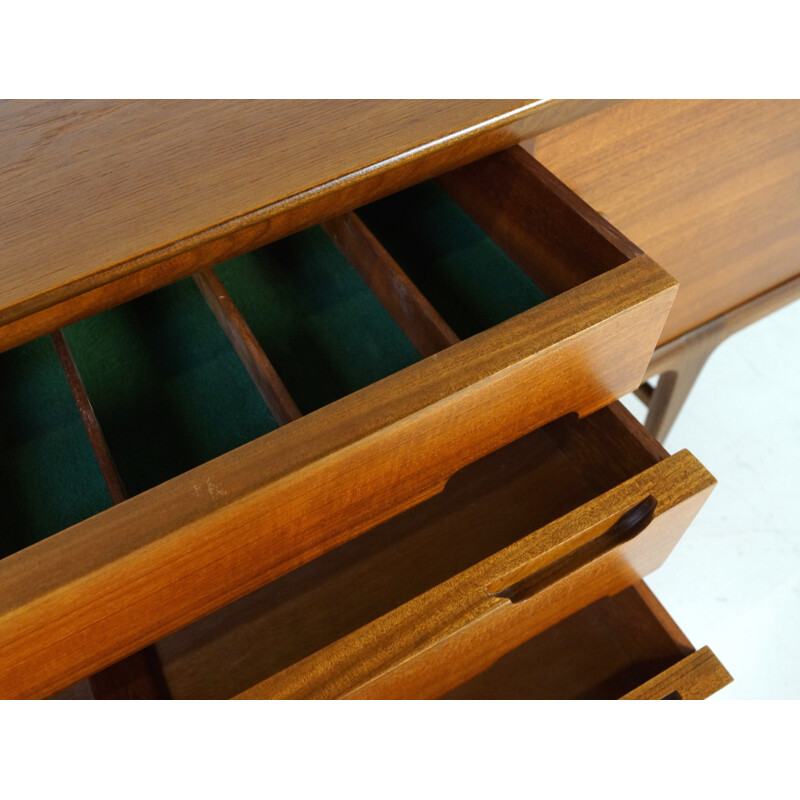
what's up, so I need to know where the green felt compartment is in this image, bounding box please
[216,226,422,414]
[0,178,548,558]
[357,180,548,339]
[0,337,111,558]
[63,278,279,498]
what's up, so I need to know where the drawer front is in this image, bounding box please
[0,147,676,699]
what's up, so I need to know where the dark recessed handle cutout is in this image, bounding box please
[491,495,657,604]
[662,691,683,700]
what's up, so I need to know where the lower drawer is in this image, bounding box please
[117,401,719,700]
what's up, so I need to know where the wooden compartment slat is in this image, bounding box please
[83,649,170,701]
[50,330,128,506]
[49,277,279,499]
[193,268,301,426]
[322,212,459,357]
[51,329,169,699]
[355,179,550,341]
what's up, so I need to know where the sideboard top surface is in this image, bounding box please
[0,99,569,327]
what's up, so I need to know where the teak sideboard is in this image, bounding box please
[1,99,795,700]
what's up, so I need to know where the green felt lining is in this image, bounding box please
[216,226,422,414]
[63,278,280,498]
[357,180,548,338]
[0,179,548,558]
[0,338,111,558]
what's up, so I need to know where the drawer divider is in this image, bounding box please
[193,267,302,426]
[51,330,128,506]
[439,146,643,298]
[322,212,460,357]
[51,329,170,700]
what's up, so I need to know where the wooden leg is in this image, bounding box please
[640,317,726,442]
[643,347,715,441]
[640,273,800,441]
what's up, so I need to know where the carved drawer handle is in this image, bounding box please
[490,495,657,604]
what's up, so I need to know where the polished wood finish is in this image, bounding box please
[489,495,658,603]
[0,253,676,699]
[85,649,170,701]
[193,268,301,425]
[630,578,695,654]
[235,450,714,699]
[322,213,459,357]
[621,646,732,699]
[530,99,800,346]
[0,100,616,353]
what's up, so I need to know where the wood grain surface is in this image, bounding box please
[0,99,614,350]
[0,255,675,699]
[50,330,128,506]
[638,271,800,439]
[529,99,800,344]
[153,404,681,699]
[50,330,170,698]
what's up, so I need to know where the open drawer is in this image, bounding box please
[109,401,717,700]
[1,147,677,699]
